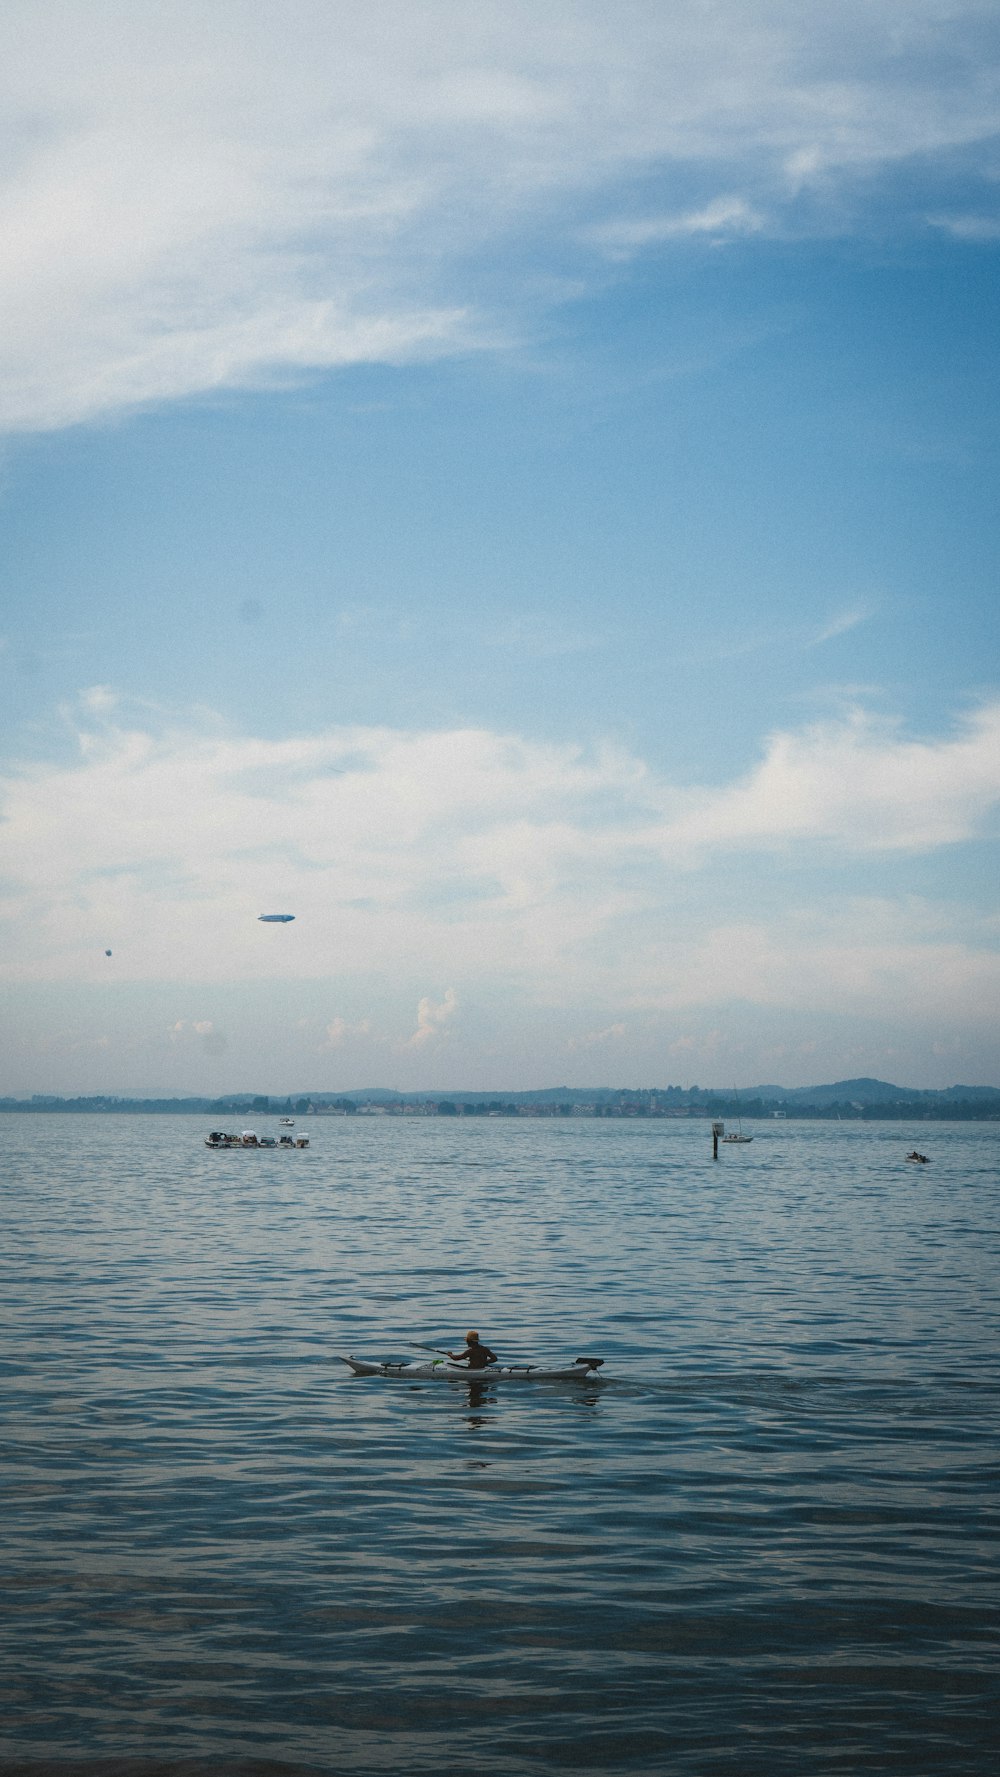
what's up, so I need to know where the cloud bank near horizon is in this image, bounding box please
[2,696,997,1058]
[2,0,999,431]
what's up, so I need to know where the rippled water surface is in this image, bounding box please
[2,1114,998,1775]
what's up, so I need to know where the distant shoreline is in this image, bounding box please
[3,1081,999,1123]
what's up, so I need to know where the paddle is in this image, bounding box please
[405,1339,600,1366]
[406,1339,508,1364]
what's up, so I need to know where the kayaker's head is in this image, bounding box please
[465,1330,479,1344]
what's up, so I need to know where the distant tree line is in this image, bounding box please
[2,1088,998,1119]
[435,1100,522,1116]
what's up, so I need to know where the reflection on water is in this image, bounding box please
[463,1380,493,1416]
[1,1114,998,1775]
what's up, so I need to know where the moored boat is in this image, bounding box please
[339,1355,605,1382]
[205,1129,309,1149]
[721,1089,753,1142]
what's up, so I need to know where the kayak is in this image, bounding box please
[339,1355,605,1382]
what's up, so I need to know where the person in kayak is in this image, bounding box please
[447,1330,498,1369]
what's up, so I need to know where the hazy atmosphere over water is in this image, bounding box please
[2,2,1000,1093]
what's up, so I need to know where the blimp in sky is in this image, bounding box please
[258,913,296,923]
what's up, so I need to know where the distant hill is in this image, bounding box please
[332,1079,1000,1107]
[746,1077,910,1106]
[745,1078,1000,1108]
[313,1085,622,1105]
[3,1079,998,1116]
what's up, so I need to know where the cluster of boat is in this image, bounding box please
[205,1130,310,1149]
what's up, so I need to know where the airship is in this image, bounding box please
[258,914,296,923]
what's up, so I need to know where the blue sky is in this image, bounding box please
[2,1,999,1094]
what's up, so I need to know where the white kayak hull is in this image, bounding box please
[339,1356,604,1382]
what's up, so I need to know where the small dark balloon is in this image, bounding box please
[105,949,112,957]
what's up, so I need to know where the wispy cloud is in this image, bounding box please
[928,212,1000,241]
[589,197,766,258]
[1,2,998,431]
[811,605,873,646]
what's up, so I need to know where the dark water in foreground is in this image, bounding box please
[1,1114,998,1775]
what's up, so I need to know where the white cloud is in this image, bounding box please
[405,989,458,1049]
[1,1,998,430]
[0,695,997,1059]
[1,698,998,987]
[168,1017,228,1054]
[658,704,1000,855]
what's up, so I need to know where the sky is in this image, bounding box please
[1,0,999,1096]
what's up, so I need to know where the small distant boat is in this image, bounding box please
[279,1117,294,1126]
[721,1089,753,1143]
[906,1150,929,1164]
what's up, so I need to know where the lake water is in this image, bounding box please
[1,1114,997,1775]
